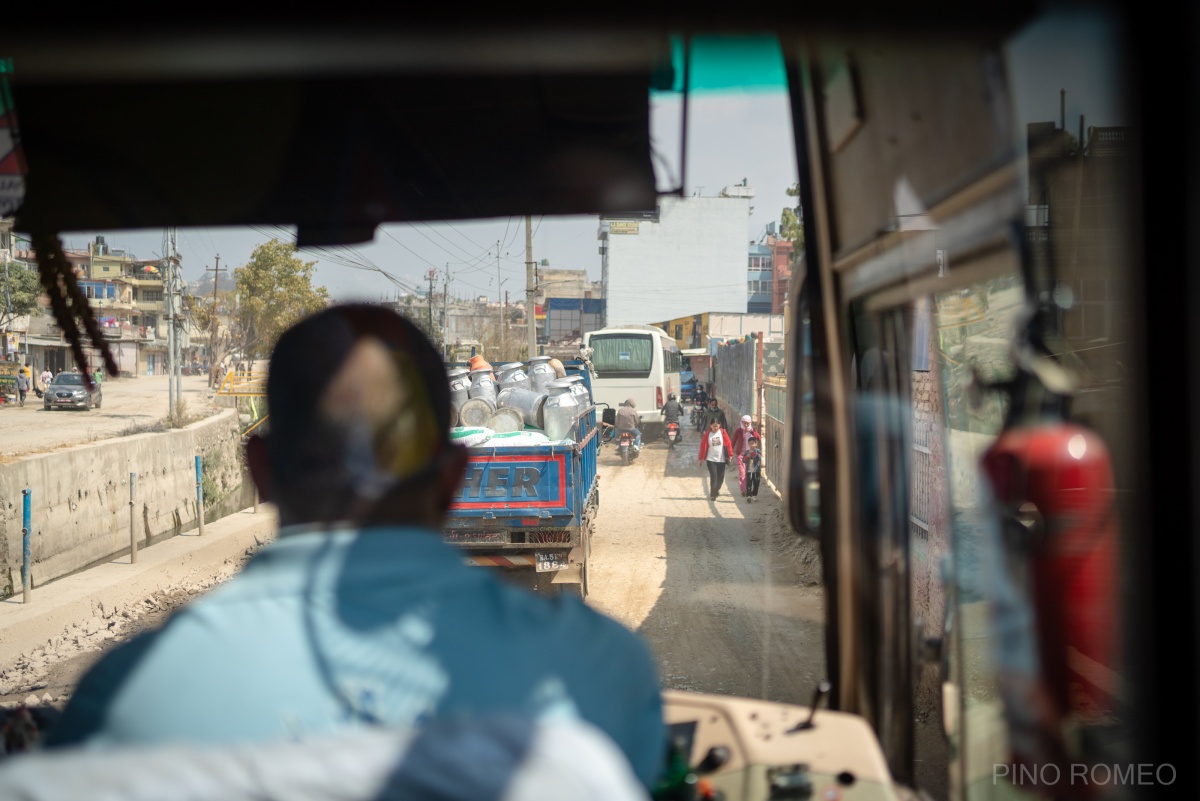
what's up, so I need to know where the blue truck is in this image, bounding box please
[444,362,600,599]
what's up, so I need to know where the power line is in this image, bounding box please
[246,225,427,297]
[499,218,513,254]
[502,218,522,251]
[442,221,488,251]
[416,222,492,263]
[380,229,444,272]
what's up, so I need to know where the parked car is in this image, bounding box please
[680,370,696,403]
[43,373,103,411]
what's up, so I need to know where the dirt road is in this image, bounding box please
[0,374,223,460]
[588,434,827,705]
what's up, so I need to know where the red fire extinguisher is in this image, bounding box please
[981,419,1120,723]
[973,324,1121,795]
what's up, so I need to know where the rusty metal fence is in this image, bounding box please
[713,336,759,423]
[763,377,788,488]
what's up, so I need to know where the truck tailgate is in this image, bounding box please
[448,446,575,520]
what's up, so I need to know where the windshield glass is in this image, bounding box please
[3,28,814,750]
[589,334,654,375]
[4,32,813,734]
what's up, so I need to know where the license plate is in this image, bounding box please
[56,398,73,403]
[535,551,568,572]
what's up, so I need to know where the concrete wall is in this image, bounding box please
[601,196,750,326]
[0,410,245,597]
[709,313,784,340]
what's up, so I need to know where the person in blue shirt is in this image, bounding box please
[47,303,666,789]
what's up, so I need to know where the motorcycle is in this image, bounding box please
[663,420,682,449]
[617,430,640,466]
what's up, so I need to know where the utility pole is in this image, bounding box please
[525,215,536,359]
[170,228,182,405]
[426,268,436,336]
[495,240,502,307]
[4,258,12,363]
[206,255,225,388]
[163,229,175,416]
[495,239,504,361]
[503,290,508,360]
[442,267,450,359]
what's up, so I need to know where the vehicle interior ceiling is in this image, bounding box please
[5,3,1198,797]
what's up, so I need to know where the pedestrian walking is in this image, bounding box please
[744,436,763,503]
[15,369,29,407]
[730,414,762,498]
[697,418,733,500]
[40,367,52,389]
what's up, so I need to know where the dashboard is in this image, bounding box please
[662,690,900,801]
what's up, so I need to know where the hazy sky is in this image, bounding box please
[51,11,1122,304]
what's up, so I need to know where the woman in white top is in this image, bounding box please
[697,419,733,501]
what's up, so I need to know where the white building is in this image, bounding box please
[598,187,752,327]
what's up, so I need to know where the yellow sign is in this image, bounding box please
[609,221,640,235]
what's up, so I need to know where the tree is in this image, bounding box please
[233,240,330,361]
[3,262,43,319]
[780,183,805,268]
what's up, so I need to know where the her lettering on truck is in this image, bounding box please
[46,304,667,790]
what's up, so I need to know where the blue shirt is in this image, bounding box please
[49,525,666,787]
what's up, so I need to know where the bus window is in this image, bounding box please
[590,333,654,378]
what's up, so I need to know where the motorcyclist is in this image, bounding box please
[660,393,685,441]
[701,397,727,432]
[616,398,642,450]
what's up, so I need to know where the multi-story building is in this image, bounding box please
[599,185,753,327]
[767,233,794,315]
[532,267,603,346]
[747,240,773,313]
[87,236,173,375]
[4,233,192,376]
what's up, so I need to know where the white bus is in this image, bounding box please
[582,325,683,435]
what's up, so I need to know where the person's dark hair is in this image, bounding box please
[748,437,760,445]
[262,304,453,524]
